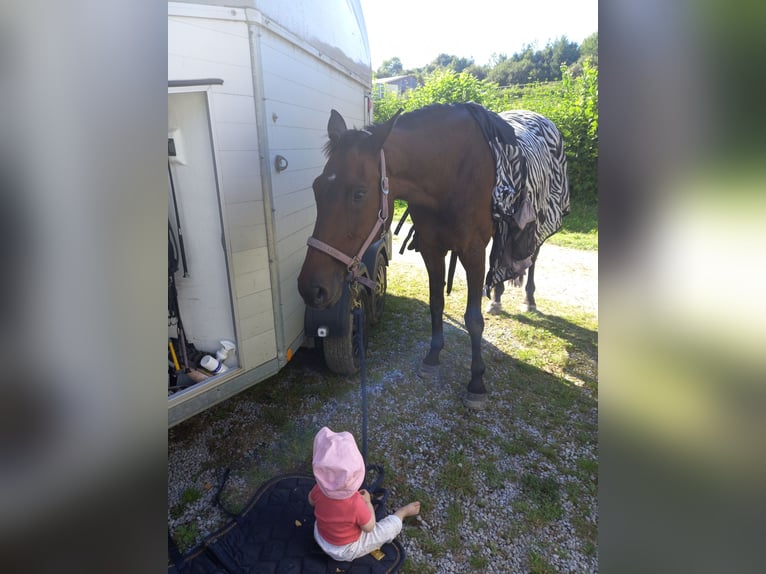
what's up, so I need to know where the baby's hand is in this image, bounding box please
[359,489,371,503]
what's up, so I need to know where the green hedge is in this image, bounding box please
[373,62,598,203]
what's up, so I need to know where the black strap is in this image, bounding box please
[168,161,189,277]
[354,307,369,462]
[169,220,180,276]
[393,206,410,236]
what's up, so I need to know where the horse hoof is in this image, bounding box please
[462,391,488,410]
[519,303,538,313]
[417,362,440,380]
[486,301,502,315]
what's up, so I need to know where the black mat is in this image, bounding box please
[169,475,405,574]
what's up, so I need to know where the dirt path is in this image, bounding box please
[391,226,598,316]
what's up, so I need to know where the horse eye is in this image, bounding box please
[352,187,367,202]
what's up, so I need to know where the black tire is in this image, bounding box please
[370,252,387,325]
[323,288,369,375]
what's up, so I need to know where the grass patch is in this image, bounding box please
[476,456,507,489]
[169,504,185,520]
[469,549,489,570]
[501,432,540,456]
[548,200,598,250]
[181,487,202,505]
[576,457,598,477]
[445,501,463,534]
[436,450,477,496]
[538,443,558,462]
[411,529,441,556]
[174,523,199,549]
[518,473,563,525]
[572,513,598,554]
[528,548,556,574]
[583,539,597,557]
[402,550,437,574]
[261,404,290,427]
[444,501,464,552]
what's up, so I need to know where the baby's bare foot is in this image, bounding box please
[396,501,420,519]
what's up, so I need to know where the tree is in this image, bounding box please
[486,37,580,85]
[579,32,598,67]
[376,57,403,78]
[568,32,597,76]
[580,33,597,62]
[465,63,488,80]
[488,55,541,85]
[424,53,475,74]
[488,53,508,67]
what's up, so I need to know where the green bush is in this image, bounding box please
[372,63,598,203]
[373,69,508,121]
[512,61,598,203]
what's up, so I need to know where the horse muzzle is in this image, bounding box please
[299,281,336,309]
[297,260,344,310]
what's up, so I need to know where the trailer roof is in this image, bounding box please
[172,0,371,84]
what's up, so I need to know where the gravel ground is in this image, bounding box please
[168,233,598,572]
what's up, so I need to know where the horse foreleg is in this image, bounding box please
[418,247,446,380]
[522,246,541,312]
[461,249,488,409]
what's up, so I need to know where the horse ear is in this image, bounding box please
[327,109,347,143]
[368,108,403,151]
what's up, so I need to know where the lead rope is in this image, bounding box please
[354,306,368,461]
[354,306,387,508]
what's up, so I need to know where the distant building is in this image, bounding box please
[374,74,419,97]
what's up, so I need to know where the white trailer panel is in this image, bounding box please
[167,0,371,426]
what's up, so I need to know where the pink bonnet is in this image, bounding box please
[312,427,365,500]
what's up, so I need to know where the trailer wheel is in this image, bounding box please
[370,252,387,325]
[323,288,369,375]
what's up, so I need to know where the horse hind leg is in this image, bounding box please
[486,281,505,315]
[521,246,541,313]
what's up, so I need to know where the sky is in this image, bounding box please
[358,0,598,71]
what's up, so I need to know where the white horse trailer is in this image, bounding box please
[167,1,386,427]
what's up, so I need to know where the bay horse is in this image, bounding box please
[298,104,569,408]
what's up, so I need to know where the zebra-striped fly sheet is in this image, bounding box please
[465,104,570,296]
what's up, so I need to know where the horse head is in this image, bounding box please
[297,109,400,309]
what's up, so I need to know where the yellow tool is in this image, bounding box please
[370,548,385,561]
[169,340,181,371]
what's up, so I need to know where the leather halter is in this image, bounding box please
[306,148,390,290]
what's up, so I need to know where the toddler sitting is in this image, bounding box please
[308,427,421,562]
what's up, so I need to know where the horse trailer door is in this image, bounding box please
[168,91,236,353]
[168,90,246,426]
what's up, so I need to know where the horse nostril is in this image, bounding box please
[310,284,327,308]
